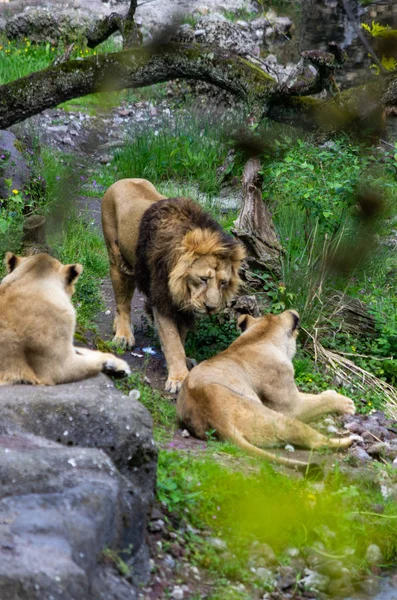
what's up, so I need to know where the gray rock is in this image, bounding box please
[251,542,277,565]
[365,544,383,565]
[349,446,372,462]
[0,130,31,200]
[302,569,330,593]
[0,374,157,505]
[6,6,107,44]
[0,432,139,599]
[174,15,259,56]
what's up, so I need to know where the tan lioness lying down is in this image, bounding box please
[0,252,130,385]
[177,310,355,469]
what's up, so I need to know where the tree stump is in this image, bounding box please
[232,157,283,278]
[22,214,49,256]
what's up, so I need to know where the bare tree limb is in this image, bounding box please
[0,42,394,131]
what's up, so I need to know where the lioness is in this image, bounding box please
[177,310,356,469]
[102,179,245,393]
[0,252,130,385]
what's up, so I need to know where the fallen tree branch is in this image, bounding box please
[0,42,394,130]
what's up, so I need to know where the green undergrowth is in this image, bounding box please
[156,449,397,596]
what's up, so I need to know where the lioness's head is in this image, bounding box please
[3,252,83,297]
[237,309,300,359]
[169,228,246,316]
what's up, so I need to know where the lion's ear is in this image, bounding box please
[62,263,83,285]
[4,252,21,273]
[237,314,256,333]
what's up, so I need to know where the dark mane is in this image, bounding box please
[135,197,241,321]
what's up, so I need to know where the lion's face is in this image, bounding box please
[237,309,300,359]
[185,255,236,315]
[168,228,245,316]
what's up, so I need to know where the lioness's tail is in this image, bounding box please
[229,430,313,470]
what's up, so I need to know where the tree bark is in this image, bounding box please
[232,158,283,277]
[0,45,277,129]
[0,42,395,130]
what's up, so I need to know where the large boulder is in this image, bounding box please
[0,130,31,200]
[0,431,140,599]
[0,374,157,505]
[5,4,112,44]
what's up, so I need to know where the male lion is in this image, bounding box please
[177,310,356,469]
[0,252,130,385]
[102,179,245,393]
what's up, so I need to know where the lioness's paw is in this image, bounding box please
[103,357,131,378]
[165,374,187,394]
[322,390,356,415]
[112,334,135,350]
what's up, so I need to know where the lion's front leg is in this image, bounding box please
[49,347,131,384]
[153,309,189,393]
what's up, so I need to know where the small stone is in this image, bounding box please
[251,542,277,565]
[148,519,164,533]
[302,569,330,592]
[181,429,190,438]
[194,6,209,16]
[256,567,273,582]
[365,544,383,565]
[100,154,111,164]
[284,444,295,452]
[170,586,184,600]
[128,389,141,401]
[327,425,339,434]
[286,547,300,558]
[164,554,175,569]
[359,577,380,596]
[349,446,372,462]
[208,537,227,551]
[276,566,295,590]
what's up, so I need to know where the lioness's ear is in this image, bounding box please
[237,314,256,333]
[4,252,21,273]
[63,263,83,285]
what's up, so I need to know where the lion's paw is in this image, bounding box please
[165,374,187,394]
[112,333,135,350]
[103,356,131,378]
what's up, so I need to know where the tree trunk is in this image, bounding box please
[232,158,283,277]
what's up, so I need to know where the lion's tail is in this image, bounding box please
[229,430,314,472]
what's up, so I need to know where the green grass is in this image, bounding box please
[116,373,177,442]
[89,112,243,197]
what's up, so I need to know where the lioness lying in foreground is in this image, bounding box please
[0,252,130,385]
[177,310,355,469]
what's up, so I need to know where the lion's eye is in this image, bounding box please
[220,279,228,287]
[200,277,209,284]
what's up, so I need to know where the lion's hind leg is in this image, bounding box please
[205,384,353,462]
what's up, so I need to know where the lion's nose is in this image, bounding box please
[205,303,217,314]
